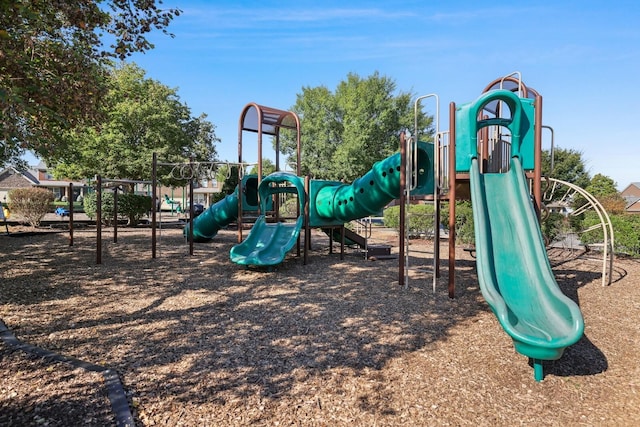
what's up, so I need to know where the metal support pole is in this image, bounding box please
[189,164,194,256]
[399,132,406,287]
[448,102,457,298]
[96,175,102,265]
[152,153,157,259]
[534,95,543,221]
[113,187,118,243]
[68,183,74,246]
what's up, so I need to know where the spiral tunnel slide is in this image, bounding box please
[186,142,434,266]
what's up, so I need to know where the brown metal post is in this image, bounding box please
[237,127,244,243]
[68,183,74,246]
[399,132,406,287]
[189,167,194,256]
[304,176,310,265]
[113,187,118,243]
[533,95,543,221]
[96,175,102,265]
[448,102,457,298]
[481,116,489,173]
[152,153,157,259]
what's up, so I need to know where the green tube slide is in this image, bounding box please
[184,188,239,242]
[311,141,433,226]
[186,143,433,266]
[470,156,584,381]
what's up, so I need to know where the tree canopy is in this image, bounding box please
[0,0,180,168]
[52,63,218,186]
[279,72,433,182]
[541,147,591,189]
[585,174,626,214]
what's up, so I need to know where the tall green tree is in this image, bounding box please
[279,72,433,181]
[52,63,218,186]
[0,0,180,168]
[585,174,626,214]
[541,147,591,189]
[249,158,277,177]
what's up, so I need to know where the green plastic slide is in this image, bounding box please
[184,189,239,242]
[230,172,306,267]
[469,156,584,381]
[230,215,304,266]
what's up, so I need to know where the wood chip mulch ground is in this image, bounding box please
[1,224,639,426]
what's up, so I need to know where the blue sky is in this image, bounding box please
[51,1,640,188]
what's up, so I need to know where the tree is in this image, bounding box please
[279,72,433,182]
[541,147,590,189]
[0,1,181,168]
[249,159,277,176]
[51,63,218,187]
[586,174,626,214]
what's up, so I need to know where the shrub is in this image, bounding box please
[541,212,568,245]
[383,204,438,239]
[7,187,55,227]
[581,212,640,257]
[440,201,475,245]
[83,192,152,225]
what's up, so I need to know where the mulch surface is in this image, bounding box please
[1,224,639,426]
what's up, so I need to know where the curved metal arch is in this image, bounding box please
[544,177,614,287]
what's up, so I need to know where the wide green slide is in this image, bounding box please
[230,172,306,266]
[469,156,584,381]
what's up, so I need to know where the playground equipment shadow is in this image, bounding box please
[0,226,638,426]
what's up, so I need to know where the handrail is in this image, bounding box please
[406,93,440,291]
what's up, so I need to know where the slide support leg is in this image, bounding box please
[533,359,544,382]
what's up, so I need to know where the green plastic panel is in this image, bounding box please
[455,90,535,172]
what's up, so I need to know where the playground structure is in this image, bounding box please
[178,72,612,381]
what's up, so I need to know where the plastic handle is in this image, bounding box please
[466,89,523,160]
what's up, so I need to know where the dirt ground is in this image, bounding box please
[1,223,639,426]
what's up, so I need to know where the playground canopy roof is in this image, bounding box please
[240,103,299,136]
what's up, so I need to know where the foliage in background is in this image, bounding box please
[384,202,474,244]
[1,1,180,168]
[384,204,437,238]
[541,147,591,191]
[541,212,569,245]
[581,212,640,258]
[585,174,626,214]
[52,63,218,187]
[279,72,433,181]
[7,188,55,227]
[249,159,277,177]
[83,192,152,226]
[219,166,242,195]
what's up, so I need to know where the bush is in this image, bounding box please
[8,187,55,227]
[83,192,152,225]
[541,212,568,245]
[440,201,475,245]
[384,204,438,239]
[582,212,640,257]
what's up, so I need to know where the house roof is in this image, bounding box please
[626,197,640,209]
[0,167,39,185]
[622,182,640,192]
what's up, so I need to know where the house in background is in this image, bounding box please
[621,182,640,214]
[0,162,87,204]
[2,161,223,210]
